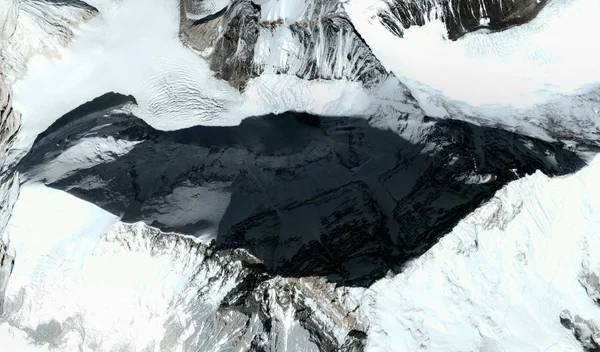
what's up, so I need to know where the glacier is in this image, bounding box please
[1,0,600,351]
[344,0,600,141]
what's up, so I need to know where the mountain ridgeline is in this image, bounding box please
[17,92,586,287]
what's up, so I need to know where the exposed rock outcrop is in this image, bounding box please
[2,220,364,351]
[378,0,549,40]
[0,84,20,166]
[0,84,20,315]
[180,0,392,90]
[561,310,600,352]
[180,0,261,89]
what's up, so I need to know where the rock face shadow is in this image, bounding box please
[17,92,587,287]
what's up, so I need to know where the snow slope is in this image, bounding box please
[9,0,391,168]
[1,184,200,351]
[353,155,600,351]
[8,0,241,165]
[344,0,600,141]
[0,0,97,85]
[0,183,362,351]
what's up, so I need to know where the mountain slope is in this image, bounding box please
[354,155,600,351]
[344,0,600,143]
[0,0,599,351]
[16,92,586,286]
[1,184,364,351]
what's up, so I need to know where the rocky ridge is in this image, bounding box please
[17,92,587,287]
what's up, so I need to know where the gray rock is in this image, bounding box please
[378,0,549,41]
[179,0,392,90]
[560,310,600,352]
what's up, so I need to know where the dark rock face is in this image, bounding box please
[379,0,548,40]
[286,12,390,88]
[179,0,392,90]
[182,0,232,21]
[18,92,586,286]
[0,84,20,167]
[0,85,20,315]
[560,310,600,352]
[180,0,262,90]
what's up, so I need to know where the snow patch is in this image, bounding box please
[253,0,309,23]
[1,184,244,351]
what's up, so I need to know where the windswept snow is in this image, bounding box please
[10,0,241,160]
[236,74,372,117]
[346,0,600,107]
[0,0,97,84]
[353,155,600,351]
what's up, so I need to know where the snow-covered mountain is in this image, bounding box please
[1,184,365,351]
[354,156,600,351]
[0,0,599,351]
[344,0,600,142]
[15,91,586,287]
[0,0,98,84]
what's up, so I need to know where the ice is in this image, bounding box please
[9,0,243,165]
[236,73,372,117]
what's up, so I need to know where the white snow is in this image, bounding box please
[0,0,95,84]
[24,137,140,183]
[8,0,380,168]
[253,0,309,23]
[344,0,600,137]
[140,182,232,242]
[353,156,600,351]
[236,74,372,117]
[8,0,241,164]
[0,323,51,352]
[1,184,243,351]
